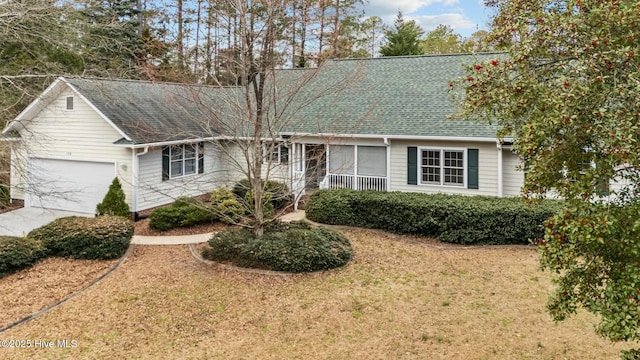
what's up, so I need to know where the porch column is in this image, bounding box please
[385,137,391,191]
[497,141,503,197]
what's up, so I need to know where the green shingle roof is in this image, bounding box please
[66,78,242,144]
[283,53,502,138]
[66,53,502,145]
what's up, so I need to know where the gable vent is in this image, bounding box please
[66,96,74,110]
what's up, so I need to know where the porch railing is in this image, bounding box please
[322,174,388,192]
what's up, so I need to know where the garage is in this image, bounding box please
[25,158,116,214]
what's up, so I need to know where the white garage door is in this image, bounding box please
[26,158,115,214]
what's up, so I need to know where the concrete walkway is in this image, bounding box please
[131,210,308,245]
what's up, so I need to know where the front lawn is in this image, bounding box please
[1,229,635,359]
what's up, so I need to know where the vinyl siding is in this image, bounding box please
[12,88,133,205]
[136,143,226,210]
[390,139,499,196]
[503,150,524,197]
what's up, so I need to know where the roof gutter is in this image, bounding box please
[278,132,510,143]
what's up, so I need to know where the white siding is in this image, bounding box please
[390,139,499,196]
[503,150,525,197]
[136,141,293,210]
[137,142,227,210]
[12,88,133,206]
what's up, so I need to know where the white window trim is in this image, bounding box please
[263,141,289,165]
[169,143,201,179]
[418,147,467,188]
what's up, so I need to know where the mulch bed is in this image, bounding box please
[0,256,118,329]
[0,200,23,215]
[133,218,228,236]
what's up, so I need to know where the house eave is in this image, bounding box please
[279,132,509,143]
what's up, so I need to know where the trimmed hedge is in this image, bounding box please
[203,221,352,273]
[306,189,562,245]
[149,198,215,231]
[0,236,47,277]
[28,216,133,259]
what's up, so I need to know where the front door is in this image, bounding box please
[304,144,326,190]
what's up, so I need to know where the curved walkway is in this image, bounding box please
[130,210,308,245]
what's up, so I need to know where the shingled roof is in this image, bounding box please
[8,53,503,145]
[65,78,243,144]
[283,53,503,138]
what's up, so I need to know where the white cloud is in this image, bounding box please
[413,13,477,33]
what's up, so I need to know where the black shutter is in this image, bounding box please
[198,142,204,174]
[162,146,170,181]
[407,147,417,185]
[467,149,479,189]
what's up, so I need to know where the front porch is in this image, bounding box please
[291,142,389,199]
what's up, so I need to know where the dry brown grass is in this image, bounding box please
[1,229,636,359]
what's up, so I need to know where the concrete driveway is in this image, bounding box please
[0,207,91,237]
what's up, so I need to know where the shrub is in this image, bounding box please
[210,186,244,224]
[28,216,133,260]
[149,197,215,231]
[96,178,131,217]
[203,221,352,273]
[232,179,292,209]
[306,189,562,245]
[0,236,47,277]
[0,184,10,207]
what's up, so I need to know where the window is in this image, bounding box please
[357,146,386,177]
[329,145,354,174]
[66,96,74,111]
[263,142,289,164]
[420,149,465,186]
[162,142,204,180]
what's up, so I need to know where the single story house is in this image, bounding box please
[2,53,524,217]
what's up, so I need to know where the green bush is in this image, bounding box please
[28,216,133,260]
[0,236,47,277]
[210,186,245,224]
[96,177,131,217]
[0,184,10,207]
[306,189,562,245]
[149,197,215,231]
[232,179,292,209]
[203,221,352,273]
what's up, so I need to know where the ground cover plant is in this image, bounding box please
[203,221,352,272]
[1,230,637,359]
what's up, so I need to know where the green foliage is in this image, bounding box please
[380,11,424,56]
[455,1,640,355]
[210,186,244,225]
[232,178,292,210]
[96,177,131,217]
[306,189,561,245]
[28,216,133,260]
[421,24,463,54]
[0,236,47,277]
[203,221,352,273]
[149,198,215,231]
[0,184,10,207]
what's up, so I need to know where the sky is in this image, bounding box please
[360,0,495,38]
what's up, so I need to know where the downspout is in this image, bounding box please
[132,146,149,220]
[384,137,391,191]
[497,141,503,198]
